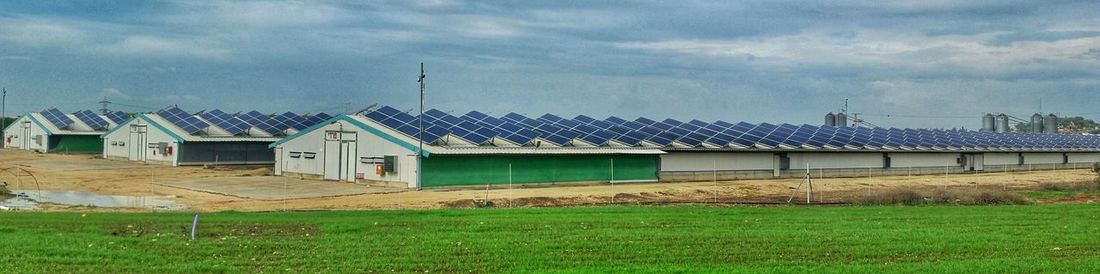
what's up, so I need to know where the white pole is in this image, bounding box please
[416,63,425,191]
[610,157,615,204]
[807,163,813,204]
[713,159,717,204]
[508,163,513,208]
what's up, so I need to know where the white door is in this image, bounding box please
[128,127,147,161]
[274,147,284,176]
[323,138,341,181]
[341,141,357,182]
[20,121,30,149]
[973,154,984,171]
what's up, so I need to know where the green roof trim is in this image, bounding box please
[268,115,429,157]
[136,113,186,143]
[99,116,135,139]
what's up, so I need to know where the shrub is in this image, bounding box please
[932,189,1031,205]
[856,189,925,205]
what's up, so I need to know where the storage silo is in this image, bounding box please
[1044,114,1059,134]
[1030,113,1044,133]
[995,114,1009,133]
[981,113,996,132]
[836,113,848,127]
[825,113,836,126]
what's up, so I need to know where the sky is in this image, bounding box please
[0,0,1098,129]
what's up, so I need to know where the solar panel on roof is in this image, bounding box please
[239,111,282,135]
[605,116,627,125]
[303,113,332,125]
[74,110,110,130]
[375,106,402,116]
[157,107,209,134]
[106,111,130,124]
[41,108,75,129]
[201,109,251,135]
[273,112,308,130]
[574,115,596,123]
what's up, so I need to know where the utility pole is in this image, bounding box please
[1,88,6,136]
[99,97,110,115]
[416,63,426,191]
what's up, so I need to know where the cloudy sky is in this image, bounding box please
[1,0,1098,129]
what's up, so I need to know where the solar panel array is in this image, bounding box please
[155,107,332,136]
[157,107,210,134]
[106,111,130,124]
[200,109,252,135]
[74,110,110,130]
[363,105,1100,151]
[40,108,75,129]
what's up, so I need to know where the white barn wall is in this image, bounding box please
[1066,153,1100,163]
[275,119,419,187]
[101,118,179,165]
[102,119,134,159]
[1022,153,1063,164]
[140,122,178,165]
[278,123,328,176]
[984,153,1019,165]
[890,153,958,167]
[25,117,49,152]
[788,152,881,169]
[660,152,773,171]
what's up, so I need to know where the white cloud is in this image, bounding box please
[168,0,356,28]
[615,29,1100,77]
[98,88,131,100]
[0,17,88,46]
[100,36,232,60]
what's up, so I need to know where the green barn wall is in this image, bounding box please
[420,154,658,187]
[48,135,103,153]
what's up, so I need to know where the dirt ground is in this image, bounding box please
[1,149,1096,211]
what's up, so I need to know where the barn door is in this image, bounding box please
[340,132,358,182]
[20,121,31,149]
[323,131,342,181]
[274,147,284,176]
[129,125,147,161]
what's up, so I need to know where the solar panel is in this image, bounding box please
[41,108,75,129]
[239,111,282,135]
[274,112,309,130]
[106,111,130,124]
[201,109,251,135]
[157,107,209,134]
[304,113,332,125]
[74,110,109,130]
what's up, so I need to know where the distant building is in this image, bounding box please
[3,109,127,153]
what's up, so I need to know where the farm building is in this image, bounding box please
[2,108,128,153]
[272,105,1100,189]
[101,106,331,166]
[269,107,663,188]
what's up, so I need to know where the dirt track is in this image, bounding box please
[1,149,1095,211]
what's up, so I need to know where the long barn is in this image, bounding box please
[3,108,127,153]
[271,105,1100,189]
[101,106,331,166]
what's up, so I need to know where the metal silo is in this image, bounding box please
[981,113,996,132]
[1044,114,1058,134]
[1030,113,1044,133]
[995,114,1009,133]
[836,113,848,127]
[825,113,836,126]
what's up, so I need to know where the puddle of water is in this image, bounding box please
[0,189,185,211]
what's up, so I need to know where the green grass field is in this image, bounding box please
[2,205,1099,273]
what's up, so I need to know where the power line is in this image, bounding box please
[857,113,977,119]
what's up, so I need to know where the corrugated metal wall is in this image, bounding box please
[178,142,274,165]
[420,154,658,187]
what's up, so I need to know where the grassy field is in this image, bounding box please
[2,205,1099,273]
